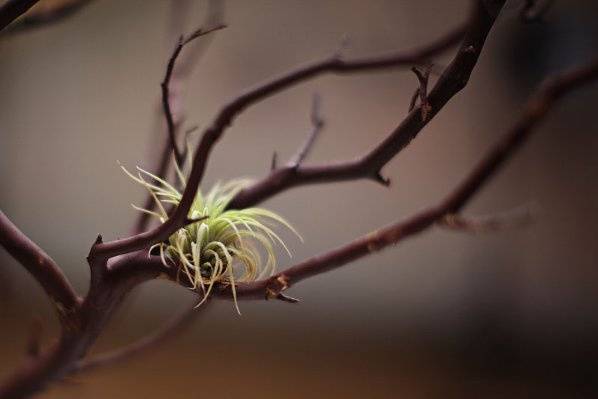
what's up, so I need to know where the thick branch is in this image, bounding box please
[0,251,162,399]
[0,211,80,317]
[0,0,40,32]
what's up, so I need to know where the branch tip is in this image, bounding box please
[276,292,300,303]
[373,172,391,187]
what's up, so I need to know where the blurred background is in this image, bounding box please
[1,0,598,397]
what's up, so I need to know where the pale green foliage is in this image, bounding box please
[121,161,300,314]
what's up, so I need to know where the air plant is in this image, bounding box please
[121,158,300,314]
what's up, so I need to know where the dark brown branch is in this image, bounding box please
[93,11,468,262]
[162,25,226,168]
[0,0,40,32]
[409,65,432,121]
[134,1,224,234]
[289,94,324,167]
[221,57,598,300]
[75,300,206,373]
[0,251,163,399]
[0,211,80,318]
[228,1,498,209]
[2,0,93,35]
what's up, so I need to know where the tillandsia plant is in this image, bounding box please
[121,158,301,314]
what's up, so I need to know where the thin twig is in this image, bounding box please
[289,94,325,167]
[134,1,225,234]
[162,24,226,168]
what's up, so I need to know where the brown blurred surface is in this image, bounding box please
[1,0,598,398]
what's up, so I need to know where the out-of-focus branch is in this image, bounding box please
[0,211,80,319]
[2,0,94,35]
[439,205,534,233]
[219,57,598,301]
[0,0,40,32]
[76,301,207,373]
[93,9,470,262]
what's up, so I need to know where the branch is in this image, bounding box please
[408,65,433,121]
[2,0,94,35]
[227,0,500,209]
[289,93,324,167]
[76,300,206,373]
[221,57,598,300]
[134,2,225,233]
[0,211,80,319]
[438,205,534,233]
[92,7,469,262]
[0,0,40,32]
[161,24,226,167]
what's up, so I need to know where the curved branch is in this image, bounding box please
[0,211,80,317]
[0,0,40,32]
